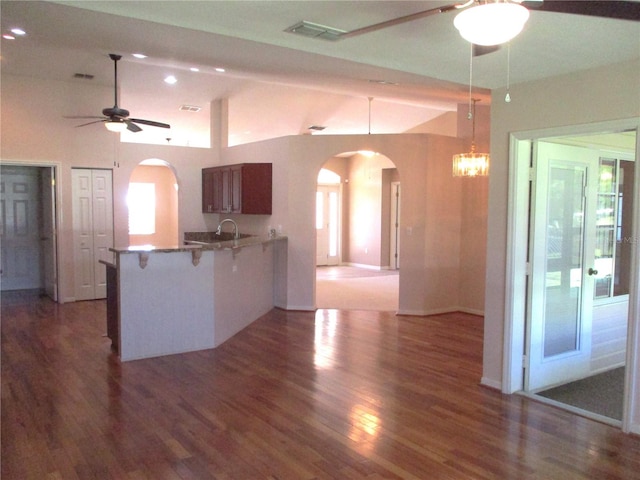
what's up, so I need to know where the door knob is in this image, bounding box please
[588,267,598,276]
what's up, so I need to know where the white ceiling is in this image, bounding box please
[1,1,639,147]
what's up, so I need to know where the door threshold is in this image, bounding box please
[516,390,622,428]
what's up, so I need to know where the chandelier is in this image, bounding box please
[452,99,489,177]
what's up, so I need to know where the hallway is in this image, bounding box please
[316,266,399,311]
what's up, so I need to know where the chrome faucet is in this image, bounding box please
[216,218,239,239]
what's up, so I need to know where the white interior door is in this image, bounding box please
[316,185,340,266]
[0,166,42,290]
[72,169,113,300]
[526,142,599,391]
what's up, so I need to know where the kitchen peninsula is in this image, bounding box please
[104,234,287,361]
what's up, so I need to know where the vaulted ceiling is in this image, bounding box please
[2,1,639,147]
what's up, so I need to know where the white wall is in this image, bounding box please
[484,59,640,433]
[0,74,220,302]
[221,133,474,314]
[2,71,489,350]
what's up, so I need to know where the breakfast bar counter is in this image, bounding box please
[106,235,287,361]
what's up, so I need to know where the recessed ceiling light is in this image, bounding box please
[132,53,147,59]
[215,67,226,73]
[10,28,26,36]
[2,34,16,40]
[190,67,200,72]
[164,75,178,85]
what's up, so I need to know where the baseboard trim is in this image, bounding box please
[342,262,388,271]
[397,307,484,317]
[280,304,315,312]
[457,307,485,317]
[481,377,502,390]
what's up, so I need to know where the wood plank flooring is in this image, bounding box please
[3,291,640,479]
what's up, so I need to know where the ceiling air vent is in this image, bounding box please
[73,73,94,80]
[179,105,202,112]
[284,21,345,41]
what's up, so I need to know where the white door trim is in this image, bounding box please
[390,182,400,270]
[503,118,640,434]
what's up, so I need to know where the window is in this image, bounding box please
[127,183,155,235]
[594,157,634,300]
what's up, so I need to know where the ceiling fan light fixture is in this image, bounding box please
[454,1,529,46]
[105,120,127,132]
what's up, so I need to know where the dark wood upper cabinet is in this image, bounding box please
[202,163,272,215]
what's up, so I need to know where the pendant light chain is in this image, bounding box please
[505,42,512,103]
[471,98,477,153]
[468,42,473,120]
[451,45,490,178]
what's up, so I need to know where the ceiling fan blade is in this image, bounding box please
[522,1,640,21]
[63,115,105,119]
[124,120,143,133]
[129,118,171,129]
[339,2,459,39]
[73,119,107,128]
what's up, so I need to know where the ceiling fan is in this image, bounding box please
[65,53,170,133]
[329,0,640,54]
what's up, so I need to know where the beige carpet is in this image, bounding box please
[316,267,399,311]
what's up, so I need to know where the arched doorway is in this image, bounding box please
[128,159,179,247]
[315,151,400,311]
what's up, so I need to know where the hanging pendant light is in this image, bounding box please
[454,1,529,46]
[453,98,490,177]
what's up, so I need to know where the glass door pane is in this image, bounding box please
[543,165,586,358]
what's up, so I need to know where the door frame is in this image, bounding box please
[390,181,400,270]
[502,119,640,434]
[0,160,61,301]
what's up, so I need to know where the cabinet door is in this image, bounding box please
[211,169,224,213]
[240,163,272,214]
[230,166,242,213]
[220,168,232,213]
[203,168,226,213]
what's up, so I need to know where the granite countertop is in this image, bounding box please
[110,234,285,255]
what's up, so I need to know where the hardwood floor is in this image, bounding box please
[3,291,640,479]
